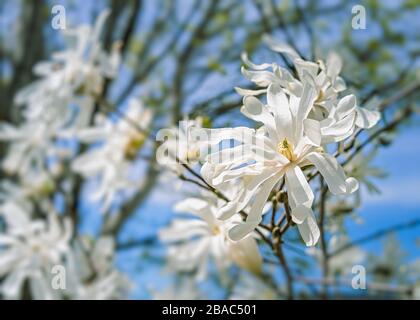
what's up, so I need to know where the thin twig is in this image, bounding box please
[318,178,329,299]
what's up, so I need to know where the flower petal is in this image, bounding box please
[297,210,320,246]
[303,119,321,146]
[218,168,279,220]
[306,152,358,195]
[355,107,381,129]
[241,96,278,141]
[263,35,300,61]
[267,84,293,140]
[336,94,357,119]
[229,172,282,240]
[285,166,314,208]
[229,236,263,275]
[291,204,311,224]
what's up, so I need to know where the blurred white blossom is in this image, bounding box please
[72,98,152,211]
[0,202,72,299]
[159,184,263,280]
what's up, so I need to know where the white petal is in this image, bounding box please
[241,67,277,87]
[2,269,27,299]
[355,107,381,129]
[235,87,267,96]
[291,204,311,224]
[218,168,278,220]
[229,172,282,240]
[267,84,293,139]
[174,198,216,226]
[321,112,356,143]
[241,96,278,141]
[326,52,342,80]
[263,35,300,61]
[295,59,319,79]
[333,76,346,91]
[159,220,208,242]
[297,210,320,246]
[345,177,359,193]
[303,119,321,146]
[229,236,262,274]
[306,152,356,195]
[241,52,272,70]
[336,94,357,118]
[285,166,314,208]
[293,83,317,143]
[0,123,19,140]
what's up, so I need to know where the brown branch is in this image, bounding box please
[273,236,295,299]
[318,178,329,299]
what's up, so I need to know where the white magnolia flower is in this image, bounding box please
[0,202,72,299]
[63,236,131,300]
[345,148,386,206]
[71,98,152,211]
[237,36,380,142]
[15,9,120,126]
[0,172,56,216]
[157,117,209,173]
[0,119,66,176]
[198,83,358,246]
[159,187,263,280]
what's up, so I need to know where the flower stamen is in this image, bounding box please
[124,133,146,160]
[277,138,297,162]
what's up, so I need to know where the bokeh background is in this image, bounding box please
[1,0,419,299]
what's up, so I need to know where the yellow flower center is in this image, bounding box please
[315,89,324,104]
[277,138,297,162]
[211,225,221,235]
[186,147,201,162]
[124,133,146,160]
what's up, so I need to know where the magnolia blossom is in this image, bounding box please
[0,118,66,176]
[71,98,152,211]
[0,173,57,217]
[0,10,120,179]
[237,36,380,142]
[159,186,263,280]
[345,148,386,206]
[63,237,131,300]
[157,117,208,172]
[198,82,359,246]
[0,202,72,299]
[15,9,120,126]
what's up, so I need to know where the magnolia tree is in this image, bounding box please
[0,1,419,300]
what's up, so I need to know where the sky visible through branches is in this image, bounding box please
[0,0,419,300]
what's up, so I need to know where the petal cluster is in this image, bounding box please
[196,38,380,246]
